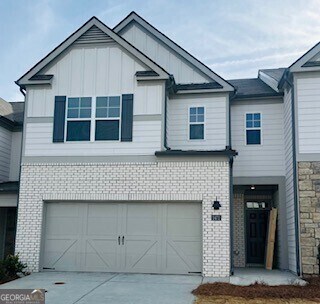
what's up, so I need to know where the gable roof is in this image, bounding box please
[16,17,170,88]
[228,78,283,100]
[259,68,286,83]
[114,11,234,92]
[289,41,320,72]
[0,98,24,131]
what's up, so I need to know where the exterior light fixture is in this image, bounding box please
[212,197,221,210]
[251,185,255,190]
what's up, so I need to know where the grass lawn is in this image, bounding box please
[192,277,320,304]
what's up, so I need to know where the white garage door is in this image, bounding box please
[42,202,202,274]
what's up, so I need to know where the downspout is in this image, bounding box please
[284,71,301,276]
[229,90,236,276]
[164,75,175,150]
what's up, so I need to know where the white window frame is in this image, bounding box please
[245,112,262,146]
[64,96,122,143]
[188,105,206,141]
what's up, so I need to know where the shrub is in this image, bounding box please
[0,254,27,281]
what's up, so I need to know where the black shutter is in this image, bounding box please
[121,94,133,142]
[53,96,66,142]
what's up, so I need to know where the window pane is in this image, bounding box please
[67,109,79,118]
[67,121,90,141]
[254,113,260,120]
[190,107,196,115]
[109,107,120,118]
[80,97,92,108]
[198,114,204,122]
[96,108,108,118]
[95,120,120,141]
[254,121,261,128]
[197,107,204,115]
[68,98,79,108]
[246,130,261,145]
[96,97,108,108]
[190,115,197,122]
[109,96,120,107]
[246,113,253,121]
[190,124,204,140]
[246,121,253,128]
[80,108,91,118]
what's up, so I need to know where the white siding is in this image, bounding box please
[9,132,22,181]
[167,94,227,150]
[231,102,285,177]
[27,44,164,117]
[0,194,18,207]
[120,23,210,84]
[24,121,161,156]
[296,74,320,153]
[0,126,12,182]
[284,88,297,272]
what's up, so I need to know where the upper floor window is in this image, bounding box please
[66,97,92,141]
[189,106,205,140]
[246,113,261,145]
[66,96,121,142]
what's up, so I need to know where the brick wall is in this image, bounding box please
[233,191,245,267]
[16,161,230,277]
[298,162,320,275]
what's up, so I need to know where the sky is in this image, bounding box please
[1,0,320,102]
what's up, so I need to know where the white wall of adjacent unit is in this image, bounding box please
[283,87,297,273]
[296,73,320,154]
[0,126,12,182]
[24,43,165,157]
[167,94,228,150]
[231,100,285,177]
[9,131,22,181]
[27,44,164,117]
[119,23,210,84]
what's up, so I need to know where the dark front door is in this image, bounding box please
[246,209,268,264]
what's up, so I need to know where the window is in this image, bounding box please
[189,106,205,140]
[246,113,261,145]
[95,96,121,140]
[66,97,92,141]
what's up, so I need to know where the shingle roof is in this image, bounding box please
[228,78,282,99]
[10,102,24,124]
[0,98,24,126]
[175,82,223,91]
[259,68,286,82]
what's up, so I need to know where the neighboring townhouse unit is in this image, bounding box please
[11,12,320,277]
[0,98,23,260]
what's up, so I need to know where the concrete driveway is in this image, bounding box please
[0,272,202,304]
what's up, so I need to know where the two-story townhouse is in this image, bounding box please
[11,11,320,278]
[0,97,23,260]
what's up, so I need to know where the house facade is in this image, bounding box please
[4,12,319,277]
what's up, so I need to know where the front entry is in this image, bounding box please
[246,201,270,265]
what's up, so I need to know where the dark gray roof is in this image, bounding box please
[0,181,19,193]
[135,71,159,77]
[10,102,24,125]
[259,68,286,82]
[228,78,282,99]
[29,74,54,81]
[175,82,223,91]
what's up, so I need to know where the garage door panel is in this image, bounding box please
[124,240,160,272]
[165,241,194,273]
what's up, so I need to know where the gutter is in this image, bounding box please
[283,70,301,276]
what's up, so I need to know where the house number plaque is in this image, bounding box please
[211,215,222,221]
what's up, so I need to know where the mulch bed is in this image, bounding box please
[0,275,19,285]
[192,277,320,300]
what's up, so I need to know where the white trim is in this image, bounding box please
[188,105,206,141]
[244,112,262,146]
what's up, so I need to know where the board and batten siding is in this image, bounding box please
[119,23,210,84]
[0,126,12,182]
[27,44,163,117]
[296,73,320,154]
[283,88,297,273]
[24,43,165,157]
[231,101,285,177]
[167,94,228,150]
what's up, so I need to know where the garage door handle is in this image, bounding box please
[122,236,124,245]
[118,236,120,245]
